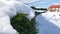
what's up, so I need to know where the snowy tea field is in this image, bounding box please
[0,0,60,34]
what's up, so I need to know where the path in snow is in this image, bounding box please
[36,12,60,34]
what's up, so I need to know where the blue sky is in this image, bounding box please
[28,0,60,8]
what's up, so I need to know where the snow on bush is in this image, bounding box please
[0,0,35,19]
[0,0,35,34]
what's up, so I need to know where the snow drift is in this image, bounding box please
[0,12,18,34]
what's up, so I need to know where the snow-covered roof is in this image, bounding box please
[49,5,60,8]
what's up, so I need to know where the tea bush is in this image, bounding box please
[10,13,37,34]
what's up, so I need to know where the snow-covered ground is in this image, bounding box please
[34,10,46,12]
[36,11,60,34]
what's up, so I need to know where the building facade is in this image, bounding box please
[48,4,60,12]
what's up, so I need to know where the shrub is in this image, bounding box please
[10,13,37,34]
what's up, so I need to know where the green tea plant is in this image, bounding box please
[10,13,37,34]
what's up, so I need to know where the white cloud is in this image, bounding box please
[16,0,39,3]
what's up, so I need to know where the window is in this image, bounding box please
[51,8,56,12]
[56,8,59,12]
[59,8,60,12]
